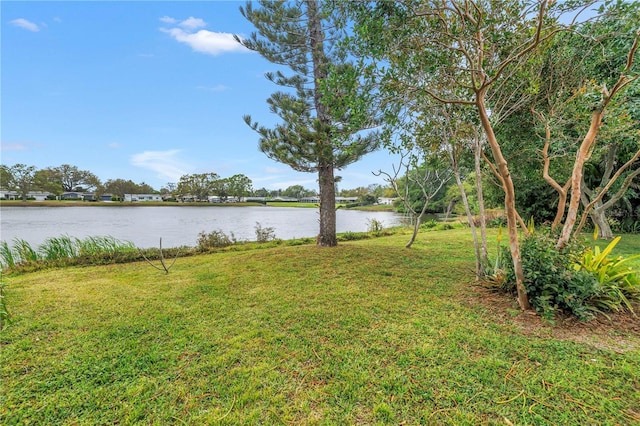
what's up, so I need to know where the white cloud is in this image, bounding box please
[108,142,122,149]
[160,16,247,56]
[196,84,229,92]
[159,16,177,24]
[0,142,29,151]
[179,17,207,30]
[264,166,287,174]
[161,27,246,56]
[130,149,191,181]
[10,18,40,32]
[267,178,317,190]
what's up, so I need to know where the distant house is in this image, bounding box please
[61,192,85,200]
[0,190,18,200]
[0,190,52,201]
[335,197,358,204]
[29,191,51,201]
[244,196,267,203]
[378,197,397,205]
[300,196,320,203]
[100,194,114,202]
[124,193,163,202]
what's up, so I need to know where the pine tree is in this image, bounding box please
[237,0,379,246]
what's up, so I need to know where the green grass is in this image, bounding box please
[347,204,396,212]
[1,229,639,425]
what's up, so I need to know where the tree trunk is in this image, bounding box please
[538,113,571,231]
[317,164,337,247]
[590,207,614,239]
[557,110,603,249]
[307,0,337,247]
[454,158,482,277]
[474,133,488,269]
[477,97,531,311]
[406,201,428,249]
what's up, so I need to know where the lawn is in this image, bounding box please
[1,229,639,425]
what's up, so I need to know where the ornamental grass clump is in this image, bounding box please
[574,234,640,317]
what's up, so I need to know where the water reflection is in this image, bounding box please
[0,206,402,248]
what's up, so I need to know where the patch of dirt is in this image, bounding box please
[465,283,640,354]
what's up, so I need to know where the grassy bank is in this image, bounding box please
[1,229,639,425]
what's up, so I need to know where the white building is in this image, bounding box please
[124,194,163,202]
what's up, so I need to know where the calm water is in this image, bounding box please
[0,205,402,248]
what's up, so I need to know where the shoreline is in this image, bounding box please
[0,201,264,208]
[0,200,395,211]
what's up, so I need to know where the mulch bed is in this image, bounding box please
[466,283,640,353]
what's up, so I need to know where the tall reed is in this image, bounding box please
[13,239,39,264]
[39,236,77,260]
[0,241,17,269]
[0,235,137,269]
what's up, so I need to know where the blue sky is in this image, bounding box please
[1,1,397,192]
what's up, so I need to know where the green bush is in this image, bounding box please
[337,231,369,241]
[367,218,385,235]
[497,231,598,320]
[436,223,455,231]
[421,219,438,229]
[254,222,277,243]
[196,229,237,251]
[495,229,640,320]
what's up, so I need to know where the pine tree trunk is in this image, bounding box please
[317,164,337,247]
[307,0,337,247]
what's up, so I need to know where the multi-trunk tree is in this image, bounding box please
[348,0,569,309]
[237,0,379,246]
[346,0,639,310]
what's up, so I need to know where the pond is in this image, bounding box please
[0,205,403,248]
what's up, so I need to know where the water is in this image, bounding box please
[0,205,402,248]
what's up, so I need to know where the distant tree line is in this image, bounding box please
[0,163,399,205]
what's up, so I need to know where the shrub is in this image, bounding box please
[337,231,369,241]
[436,223,455,231]
[196,229,236,251]
[367,218,385,235]
[254,222,277,243]
[493,228,640,320]
[496,230,599,320]
[421,219,438,229]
